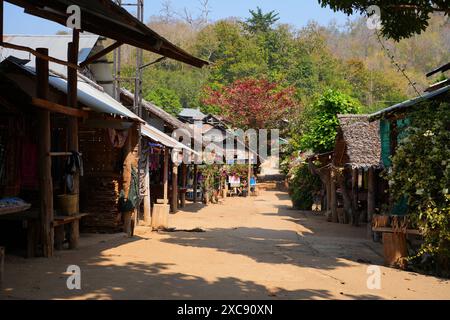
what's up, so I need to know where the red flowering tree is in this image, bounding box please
[203,78,296,129]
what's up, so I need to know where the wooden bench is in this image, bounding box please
[372,227,421,235]
[53,213,89,250]
[372,226,421,268]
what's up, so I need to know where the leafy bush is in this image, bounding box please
[300,89,361,153]
[146,87,182,116]
[288,160,321,210]
[387,101,450,275]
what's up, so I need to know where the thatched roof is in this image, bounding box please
[334,115,382,169]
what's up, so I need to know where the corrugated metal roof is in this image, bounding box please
[6,0,208,68]
[141,124,198,154]
[1,34,100,76]
[1,58,142,122]
[179,108,206,119]
[1,56,196,151]
[368,85,450,121]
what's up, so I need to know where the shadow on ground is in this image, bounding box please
[1,234,381,300]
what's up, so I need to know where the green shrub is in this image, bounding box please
[288,163,321,210]
[387,101,450,276]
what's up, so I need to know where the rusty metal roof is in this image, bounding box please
[5,0,209,68]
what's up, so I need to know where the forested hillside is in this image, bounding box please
[118,9,449,118]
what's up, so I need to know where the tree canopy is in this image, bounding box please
[203,78,296,129]
[299,89,361,153]
[244,7,280,33]
[146,87,182,116]
[318,0,449,41]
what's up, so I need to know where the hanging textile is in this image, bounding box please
[107,128,129,149]
[64,151,84,194]
[118,166,139,213]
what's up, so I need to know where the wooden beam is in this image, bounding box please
[48,152,83,157]
[31,98,88,118]
[79,41,123,68]
[0,41,79,70]
[36,48,54,258]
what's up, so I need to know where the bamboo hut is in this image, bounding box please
[331,115,383,226]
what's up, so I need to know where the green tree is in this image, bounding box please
[388,101,450,275]
[300,89,361,153]
[318,0,449,41]
[145,87,182,116]
[244,7,280,34]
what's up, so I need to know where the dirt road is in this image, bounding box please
[1,189,449,299]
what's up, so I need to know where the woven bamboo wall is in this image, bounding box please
[79,127,124,232]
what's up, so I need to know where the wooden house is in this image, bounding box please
[0,0,207,257]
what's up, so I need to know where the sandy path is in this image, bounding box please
[1,189,449,300]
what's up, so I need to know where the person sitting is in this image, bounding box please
[249,176,258,196]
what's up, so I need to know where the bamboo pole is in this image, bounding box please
[36,48,54,257]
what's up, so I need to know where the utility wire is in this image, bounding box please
[375,31,422,96]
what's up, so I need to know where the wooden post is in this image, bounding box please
[180,164,187,208]
[69,220,79,249]
[143,151,151,226]
[67,31,80,213]
[54,226,64,250]
[0,246,4,286]
[325,170,331,213]
[330,170,337,223]
[122,129,133,236]
[352,169,358,210]
[367,167,376,238]
[163,148,169,205]
[26,220,37,258]
[36,48,54,257]
[247,152,252,197]
[193,164,198,203]
[171,163,178,213]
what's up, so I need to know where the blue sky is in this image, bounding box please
[4,0,356,35]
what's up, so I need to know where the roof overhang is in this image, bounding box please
[6,0,209,68]
[368,85,450,122]
[141,123,198,155]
